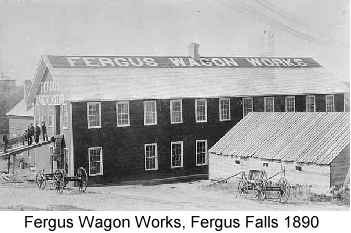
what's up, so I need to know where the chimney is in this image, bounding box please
[261,27,275,56]
[188,42,200,60]
[24,80,32,109]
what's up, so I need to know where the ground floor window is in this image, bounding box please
[285,96,295,112]
[145,143,158,170]
[264,97,274,112]
[88,147,103,176]
[196,140,208,166]
[326,95,335,112]
[306,95,316,112]
[171,141,183,168]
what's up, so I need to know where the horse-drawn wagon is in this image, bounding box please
[237,169,290,203]
[35,135,88,193]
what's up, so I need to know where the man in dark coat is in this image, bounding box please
[41,121,48,141]
[2,134,8,152]
[28,124,34,145]
[23,130,28,145]
[35,124,41,144]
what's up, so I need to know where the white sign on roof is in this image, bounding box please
[47,56,321,68]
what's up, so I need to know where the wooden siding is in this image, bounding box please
[71,94,346,184]
[8,117,33,138]
[72,98,243,184]
[335,93,345,112]
[315,94,326,112]
[330,144,350,186]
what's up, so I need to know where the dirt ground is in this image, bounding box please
[0,180,348,211]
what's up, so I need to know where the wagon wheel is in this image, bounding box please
[237,179,249,195]
[53,169,65,193]
[255,179,267,201]
[35,171,46,190]
[77,167,88,192]
[278,177,290,203]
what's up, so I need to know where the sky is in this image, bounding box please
[0,0,349,84]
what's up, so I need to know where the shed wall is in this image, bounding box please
[330,144,350,187]
[209,154,330,192]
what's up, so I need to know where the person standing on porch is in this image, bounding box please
[35,124,41,144]
[41,121,48,141]
[2,134,8,153]
[28,123,34,145]
[23,130,28,145]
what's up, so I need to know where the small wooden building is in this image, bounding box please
[209,112,350,192]
[6,99,34,138]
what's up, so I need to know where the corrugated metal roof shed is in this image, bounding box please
[27,55,348,103]
[209,112,350,165]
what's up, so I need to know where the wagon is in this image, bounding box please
[35,167,88,192]
[35,135,88,193]
[237,169,291,203]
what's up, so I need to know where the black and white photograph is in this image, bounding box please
[0,0,349,217]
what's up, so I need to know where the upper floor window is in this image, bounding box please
[116,101,130,127]
[243,97,253,117]
[306,95,315,112]
[145,143,158,171]
[264,97,274,112]
[196,140,208,166]
[170,99,183,124]
[326,95,335,112]
[219,98,231,121]
[88,147,103,176]
[171,141,183,168]
[195,99,207,123]
[285,96,295,112]
[144,100,157,125]
[87,102,101,128]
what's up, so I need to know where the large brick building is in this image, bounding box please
[26,46,348,184]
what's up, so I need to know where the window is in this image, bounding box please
[62,104,68,129]
[87,102,101,128]
[196,140,208,166]
[285,96,295,112]
[326,95,335,112]
[264,97,274,112]
[263,162,268,167]
[195,99,207,122]
[88,147,103,176]
[235,160,241,165]
[171,141,183,168]
[144,101,157,125]
[243,97,253,117]
[116,101,130,127]
[170,99,183,124]
[306,95,315,112]
[219,98,231,121]
[145,143,158,171]
[296,166,302,171]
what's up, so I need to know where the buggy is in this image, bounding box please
[35,135,88,193]
[237,169,290,203]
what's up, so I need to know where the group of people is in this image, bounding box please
[23,122,48,145]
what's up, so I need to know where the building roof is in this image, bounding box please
[209,112,350,165]
[27,55,348,104]
[6,99,34,118]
